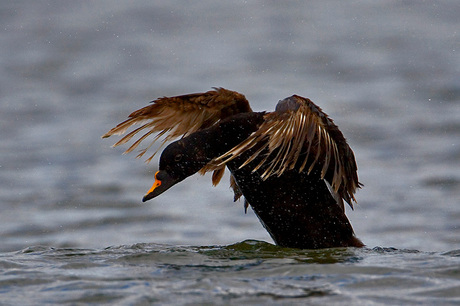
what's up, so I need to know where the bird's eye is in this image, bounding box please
[174,154,183,162]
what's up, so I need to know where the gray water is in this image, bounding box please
[1,1,459,304]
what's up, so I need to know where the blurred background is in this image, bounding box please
[1,0,459,253]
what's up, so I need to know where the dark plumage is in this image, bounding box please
[102,88,363,249]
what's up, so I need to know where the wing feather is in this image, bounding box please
[102,88,251,160]
[204,95,360,208]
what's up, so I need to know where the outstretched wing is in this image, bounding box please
[102,87,252,163]
[206,95,361,208]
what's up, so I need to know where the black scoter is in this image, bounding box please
[102,88,363,249]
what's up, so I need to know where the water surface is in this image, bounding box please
[2,242,460,305]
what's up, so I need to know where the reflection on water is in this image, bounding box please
[0,0,459,304]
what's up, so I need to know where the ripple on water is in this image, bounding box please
[0,242,459,304]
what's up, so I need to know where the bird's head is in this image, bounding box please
[142,136,211,202]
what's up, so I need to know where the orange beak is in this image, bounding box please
[142,170,176,202]
[146,171,162,195]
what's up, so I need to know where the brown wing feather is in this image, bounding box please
[204,95,360,208]
[102,88,251,162]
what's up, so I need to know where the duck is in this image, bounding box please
[102,88,364,249]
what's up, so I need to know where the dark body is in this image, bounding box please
[229,161,361,249]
